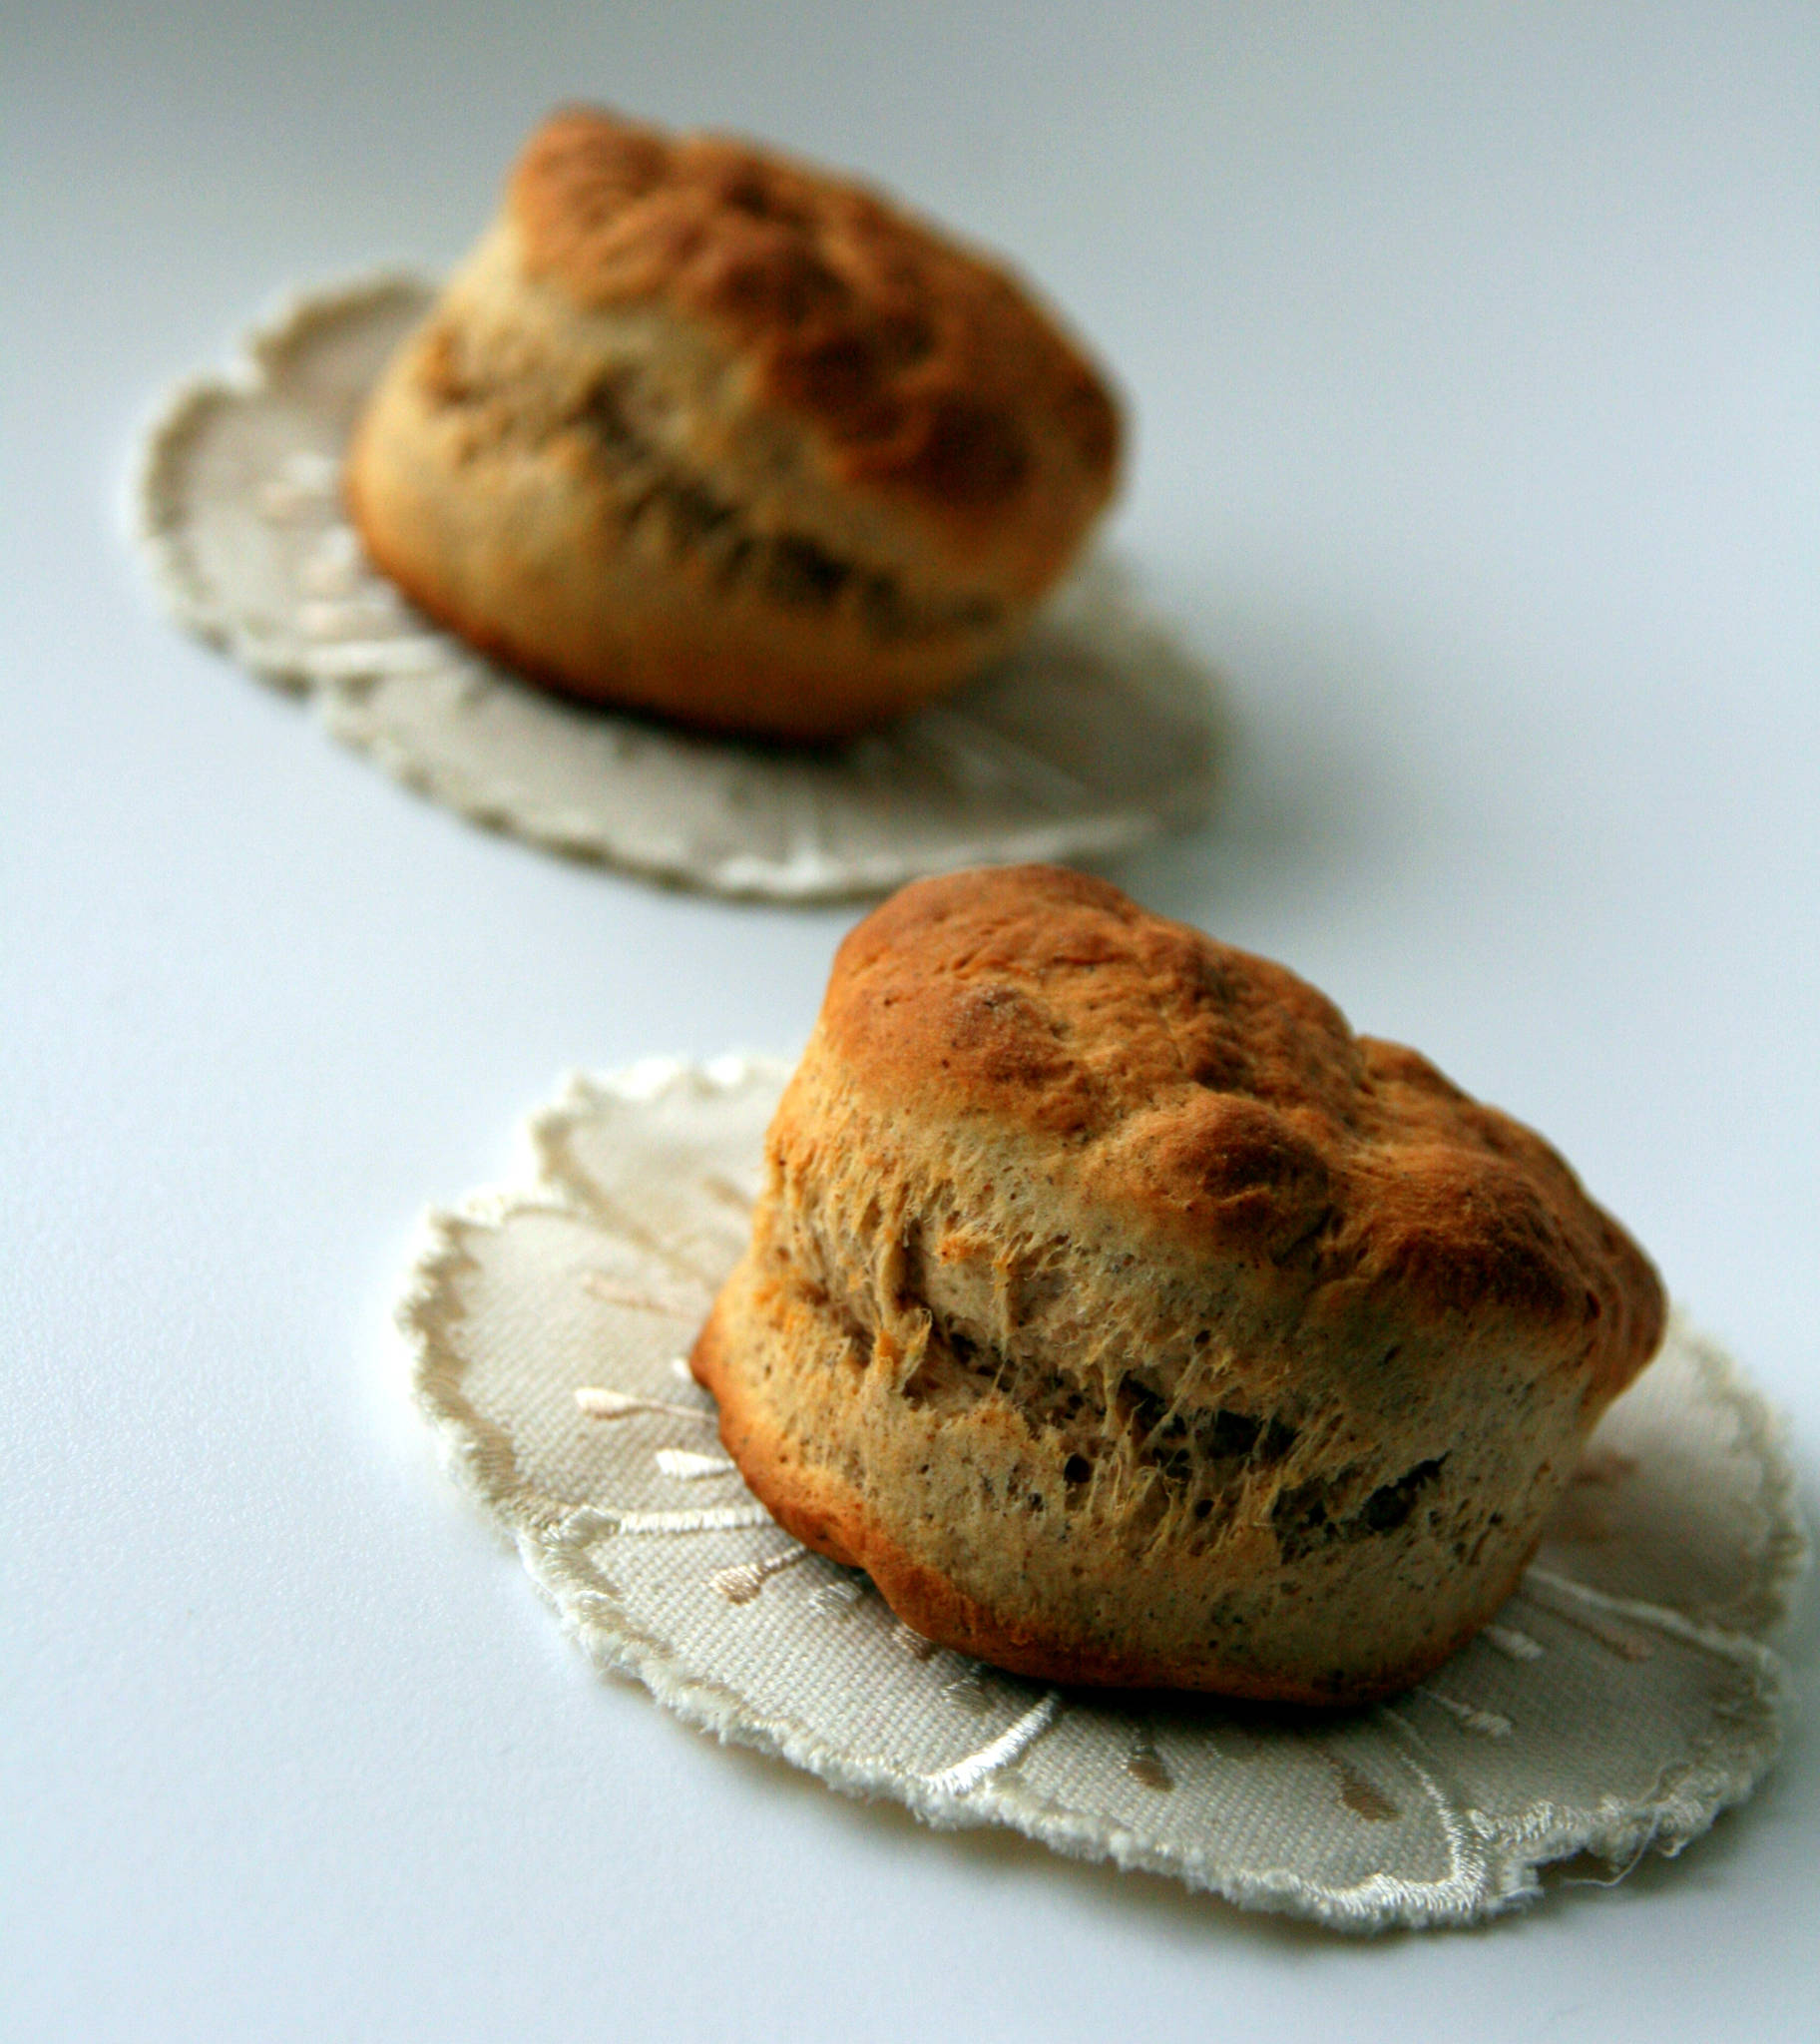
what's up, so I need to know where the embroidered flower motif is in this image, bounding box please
[400,1059,1800,1930]
[137,278,1218,902]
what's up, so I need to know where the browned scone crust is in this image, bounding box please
[345,107,1121,741]
[692,865,1666,1703]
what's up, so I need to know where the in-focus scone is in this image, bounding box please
[345,107,1121,741]
[692,866,1666,1703]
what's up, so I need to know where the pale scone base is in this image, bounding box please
[135,274,1219,901]
[398,1058,1803,1933]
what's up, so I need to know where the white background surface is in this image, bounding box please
[4,4,1817,2037]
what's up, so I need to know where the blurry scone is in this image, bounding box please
[345,107,1121,742]
[692,865,1666,1703]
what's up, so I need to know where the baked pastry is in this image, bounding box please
[692,865,1666,1703]
[345,107,1121,742]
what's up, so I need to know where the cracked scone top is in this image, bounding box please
[692,865,1666,1703]
[345,107,1121,741]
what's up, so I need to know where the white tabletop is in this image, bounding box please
[5,5,1817,2037]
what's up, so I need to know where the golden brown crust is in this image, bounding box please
[691,865,1668,1702]
[344,108,1120,739]
[819,866,1663,1398]
[511,107,1121,528]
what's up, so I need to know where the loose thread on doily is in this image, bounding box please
[1557,1834,1655,1890]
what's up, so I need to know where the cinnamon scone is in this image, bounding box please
[691,865,1666,1704]
[345,107,1122,742]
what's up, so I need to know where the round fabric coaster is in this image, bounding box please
[398,1059,1803,1933]
[136,275,1221,901]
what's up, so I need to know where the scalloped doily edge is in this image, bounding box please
[130,277,1219,902]
[394,1059,1801,1934]
[132,269,432,695]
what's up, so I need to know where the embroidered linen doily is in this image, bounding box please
[398,1058,1803,1932]
[135,274,1220,901]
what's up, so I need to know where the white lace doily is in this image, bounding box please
[398,1059,1803,1932]
[135,274,1220,901]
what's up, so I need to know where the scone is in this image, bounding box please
[692,866,1666,1704]
[345,107,1121,742]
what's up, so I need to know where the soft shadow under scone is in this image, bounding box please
[345,107,1121,742]
[692,865,1666,1704]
